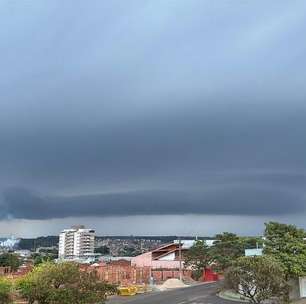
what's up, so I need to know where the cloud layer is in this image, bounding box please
[0,1,306,234]
[2,173,305,220]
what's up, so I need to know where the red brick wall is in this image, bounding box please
[85,264,193,285]
[91,265,151,285]
[0,266,11,275]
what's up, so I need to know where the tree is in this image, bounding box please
[95,246,110,255]
[264,222,306,279]
[18,237,59,251]
[0,278,12,304]
[241,236,264,250]
[211,232,244,272]
[184,240,212,280]
[0,253,21,271]
[73,271,117,304]
[119,246,141,257]
[17,261,116,304]
[225,255,288,304]
[17,262,56,304]
[37,248,58,260]
[31,253,55,266]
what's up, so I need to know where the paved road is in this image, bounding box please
[107,282,236,304]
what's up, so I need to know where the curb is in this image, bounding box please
[218,290,249,303]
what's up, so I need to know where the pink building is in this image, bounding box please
[131,243,187,269]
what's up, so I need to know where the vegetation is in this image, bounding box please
[31,248,58,265]
[184,240,212,280]
[37,247,58,256]
[264,221,306,279]
[95,246,110,255]
[241,236,264,250]
[225,255,287,304]
[17,262,116,304]
[210,233,264,272]
[0,278,12,304]
[211,232,244,272]
[0,253,21,271]
[18,236,59,250]
[118,245,141,257]
[32,253,56,266]
[221,222,306,303]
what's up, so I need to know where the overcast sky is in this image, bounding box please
[1,1,306,237]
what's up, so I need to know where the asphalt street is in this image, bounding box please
[107,282,237,304]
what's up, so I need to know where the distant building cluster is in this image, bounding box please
[0,236,20,250]
[95,237,162,257]
[58,225,95,262]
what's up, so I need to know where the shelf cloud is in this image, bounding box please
[1,179,305,220]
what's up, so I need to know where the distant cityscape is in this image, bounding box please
[0,229,214,260]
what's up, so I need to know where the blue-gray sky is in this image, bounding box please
[1,0,306,237]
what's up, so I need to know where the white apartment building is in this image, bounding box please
[58,225,95,260]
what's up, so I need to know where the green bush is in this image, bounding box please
[225,255,288,304]
[0,278,12,304]
[16,261,116,304]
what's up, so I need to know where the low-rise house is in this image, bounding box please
[131,242,187,269]
[132,240,216,269]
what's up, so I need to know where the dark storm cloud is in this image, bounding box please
[1,104,306,196]
[1,181,305,220]
[0,0,306,230]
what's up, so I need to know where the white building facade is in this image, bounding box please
[58,225,95,261]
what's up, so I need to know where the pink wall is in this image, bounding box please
[151,260,182,269]
[131,252,152,267]
[131,252,184,269]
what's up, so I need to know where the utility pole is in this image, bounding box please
[179,237,182,281]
